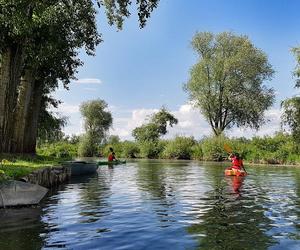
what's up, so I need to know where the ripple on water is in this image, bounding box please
[1,161,300,250]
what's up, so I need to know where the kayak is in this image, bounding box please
[97,160,126,166]
[225,168,247,177]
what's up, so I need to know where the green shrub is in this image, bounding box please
[191,144,203,160]
[37,142,78,158]
[162,136,196,159]
[139,141,164,159]
[78,134,98,157]
[121,141,140,158]
[200,135,229,161]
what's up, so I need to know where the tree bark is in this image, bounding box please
[12,70,35,153]
[23,81,43,154]
[0,45,24,153]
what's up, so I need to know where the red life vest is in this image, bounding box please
[108,154,114,161]
[231,156,243,170]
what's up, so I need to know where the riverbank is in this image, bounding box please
[0,154,71,181]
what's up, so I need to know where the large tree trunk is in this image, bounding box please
[12,70,35,153]
[0,45,24,153]
[23,81,43,154]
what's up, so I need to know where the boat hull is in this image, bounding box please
[63,161,99,176]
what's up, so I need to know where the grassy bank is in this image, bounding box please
[0,154,71,181]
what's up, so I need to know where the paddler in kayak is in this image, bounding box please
[108,147,117,162]
[227,152,244,171]
[225,152,247,175]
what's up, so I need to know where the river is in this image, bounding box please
[0,159,300,250]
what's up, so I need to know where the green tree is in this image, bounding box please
[37,96,68,145]
[132,107,178,142]
[0,0,100,153]
[282,97,300,143]
[107,135,121,145]
[79,99,113,156]
[0,0,159,154]
[184,31,275,136]
[282,48,300,143]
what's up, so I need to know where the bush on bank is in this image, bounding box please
[162,136,196,159]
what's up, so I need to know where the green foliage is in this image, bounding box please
[37,96,68,145]
[37,142,78,158]
[162,136,196,159]
[79,99,113,156]
[151,107,178,135]
[96,0,159,29]
[200,135,229,161]
[132,107,178,142]
[80,99,113,143]
[78,133,99,157]
[184,31,275,136]
[191,144,203,160]
[133,123,161,142]
[281,97,300,143]
[120,141,140,158]
[139,141,164,159]
[107,135,121,145]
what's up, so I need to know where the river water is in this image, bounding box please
[0,160,300,250]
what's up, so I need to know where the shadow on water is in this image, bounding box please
[0,207,44,250]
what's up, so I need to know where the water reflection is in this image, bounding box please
[184,164,276,249]
[135,161,178,226]
[0,207,45,250]
[41,171,114,249]
[0,160,300,249]
[226,176,245,196]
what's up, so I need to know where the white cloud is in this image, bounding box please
[59,102,283,141]
[58,103,80,114]
[74,78,102,85]
[109,108,158,140]
[109,105,283,141]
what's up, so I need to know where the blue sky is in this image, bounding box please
[54,0,300,140]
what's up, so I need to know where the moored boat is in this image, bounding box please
[63,161,99,176]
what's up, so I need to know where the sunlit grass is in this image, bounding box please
[0,154,71,179]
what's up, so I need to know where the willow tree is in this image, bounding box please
[0,0,159,153]
[184,32,275,136]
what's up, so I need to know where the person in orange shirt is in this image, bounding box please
[108,147,117,162]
